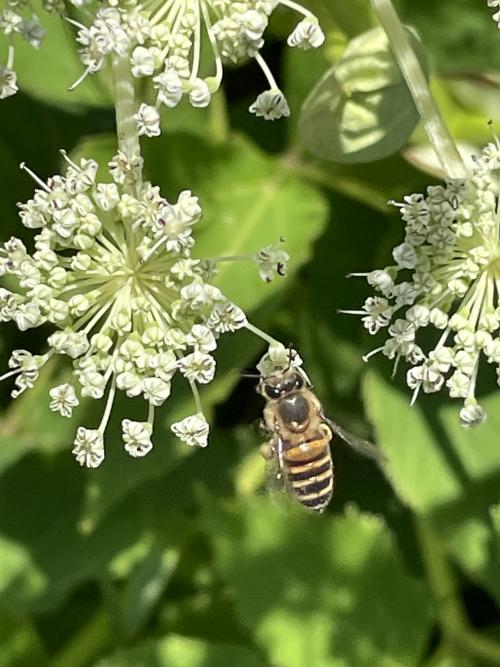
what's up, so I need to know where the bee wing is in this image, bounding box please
[323,416,386,466]
[263,435,310,515]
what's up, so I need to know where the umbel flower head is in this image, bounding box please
[67,0,324,134]
[0,150,288,466]
[0,1,47,99]
[344,142,500,427]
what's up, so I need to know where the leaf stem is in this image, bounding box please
[111,55,141,165]
[209,89,229,144]
[370,0,467,179]
[416,515,500,666]
[417,515,468,633]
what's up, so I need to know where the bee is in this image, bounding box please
[258,365,382,513]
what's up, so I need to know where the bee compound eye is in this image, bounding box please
[264,384,281,399]
[294,373,304,389]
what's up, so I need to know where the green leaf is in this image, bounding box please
[397,0,500,73]
[299,27,428,163]
[0,451,189,613]
[202,495,432,667]
[0,535,47,612]
[304,0,375,38]
[362,371,500,608]
[113,535,180,640]
[0,608,48,667]
[93,635,266,667]
[363,371,500,516]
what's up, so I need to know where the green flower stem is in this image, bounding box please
[416,515,467,633]
[209,89,229,144]
[51,608,112,667]
[111,54,141,167]
[370,0,467,180]
[417,516,500,666]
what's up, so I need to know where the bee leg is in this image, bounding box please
[257,418,269,437]
[260,441,274,461]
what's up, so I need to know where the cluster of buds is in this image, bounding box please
[68,0,324,134]
[0,151,288,466]
[345,143,500,427]
[0,0,48,99]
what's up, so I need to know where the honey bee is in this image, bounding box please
[258,365,382,513]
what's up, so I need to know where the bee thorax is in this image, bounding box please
[277,393,310,432]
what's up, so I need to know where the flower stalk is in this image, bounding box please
[111,54,142,172]
[370,0,468,180]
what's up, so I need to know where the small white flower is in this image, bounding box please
[287,18,325,49]
[154,68,183,107]
[367,269,394,294]
[135,103,161,137]
[14,301,42,331]
[122,419,153,457]
[171,412,209,447]
[362,297,392,334]
[52,208,78,240]
[21,18,45,49]
[178,351,216,384]
[94,183,120,210]
[207,302,247,333]
[109,151,144,186]
[460,403,487,428]
[116,371,143,397]
[49,383,79,417]
[0,66,18,99]
[429,308,448,329]
[446,371,470,398]
[240,9,267,41]
[256,343,303,377]
[0,9,23,35]
[130,45,156,77]
[392,242,417,269]
[142,377,171,405]
[185,324,217,353]
[487,1,500,24]
[72,427,105,468]
[249,89,290,120]
[188,78,211,108]
[256,244,289,282]
[407,363,444,394]
[406,305,430,327]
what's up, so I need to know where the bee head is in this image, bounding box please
[259,368,304,400]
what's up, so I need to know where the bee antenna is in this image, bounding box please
[284,342,295,372]
[241,373,260,379]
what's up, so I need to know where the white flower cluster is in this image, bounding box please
[0,150,286,466]
[0,0,48,99]
[487,0,500,26]
[69,0,324,130]
[347,143,500,427]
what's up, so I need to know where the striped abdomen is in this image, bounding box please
[284,436,334,513]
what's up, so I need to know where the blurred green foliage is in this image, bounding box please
[1,1,500,667]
